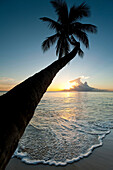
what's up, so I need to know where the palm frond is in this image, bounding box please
[74,30,89,48]
[58,46,63,59]
[56,37,65,59]
[69,35,84,57]
[56,36,70,59]
[70,35,78,45]
[40,0,97,60]
[78,48,84,58]
[40,17,61,31]
[64,38,70,56]
[73,22,97,33]
[69,2,90,23]
[56,37,61,56]
[42,33,59,52]
[50,0,68,24]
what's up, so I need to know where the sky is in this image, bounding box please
[0,0,113,91]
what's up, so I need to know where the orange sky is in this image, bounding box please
[0,75,113,92]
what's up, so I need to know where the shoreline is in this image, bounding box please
[6,129,113,170]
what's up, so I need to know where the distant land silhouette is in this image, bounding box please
[63,77,112,92]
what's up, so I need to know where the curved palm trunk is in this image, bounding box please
[0,46,78,169]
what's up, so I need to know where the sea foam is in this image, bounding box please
[13,130,110,166]
[13,92,113,166]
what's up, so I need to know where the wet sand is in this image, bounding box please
[6,130,113,170]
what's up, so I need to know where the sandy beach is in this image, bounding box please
[6,129,113,170]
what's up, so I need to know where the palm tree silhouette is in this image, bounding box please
[40,0,97,59]
[0,1,97,169]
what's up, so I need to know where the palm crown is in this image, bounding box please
[40,0,97,59]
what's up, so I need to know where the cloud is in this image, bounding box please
[69,78,81,84]
[65,77,110,92]
[70,77,93,91]
[80,76,90,80]
[0,77,18,91]
[66,76,95,91]
[70,76,89,83]
[0,77,16,85]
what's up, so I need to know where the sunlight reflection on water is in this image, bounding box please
[16,91,113,165]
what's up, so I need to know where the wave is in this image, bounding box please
[13,124,111,166]
[12,92,113,166]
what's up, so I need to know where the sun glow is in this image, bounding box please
[47,79,79,91]
[64,81,77,90]
[64,82,72,90]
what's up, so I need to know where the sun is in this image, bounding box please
[64,82,71,90]
[64,81,76,90]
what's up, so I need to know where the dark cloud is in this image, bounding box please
[64,77,109,92]
[69,78,94,91]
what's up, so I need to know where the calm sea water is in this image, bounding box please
[1,91,113,165]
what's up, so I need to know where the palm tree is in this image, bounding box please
[40,0,97,59]
[0,0,97,169]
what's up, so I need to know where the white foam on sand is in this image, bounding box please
[13,130,110,166]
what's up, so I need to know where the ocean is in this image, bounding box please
[1,91,113,165]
